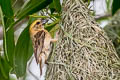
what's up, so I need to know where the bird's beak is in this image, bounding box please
[41,19,48,25]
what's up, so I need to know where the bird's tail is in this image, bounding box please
[39,59,42,76]
[39,53,46,76]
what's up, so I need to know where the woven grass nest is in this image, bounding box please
[46,0,120,80]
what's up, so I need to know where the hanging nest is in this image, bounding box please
[46,0,120,80]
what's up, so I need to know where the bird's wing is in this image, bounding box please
[33,30,46,64]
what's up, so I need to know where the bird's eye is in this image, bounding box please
[36,22,40,25]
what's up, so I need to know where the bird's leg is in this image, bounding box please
[51,30,59,42]
[45,60,48,65]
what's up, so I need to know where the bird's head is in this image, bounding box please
[30,19,48,31]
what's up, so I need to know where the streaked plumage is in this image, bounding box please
[29,19,58,75]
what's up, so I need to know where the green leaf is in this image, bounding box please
[49,0,61,13]
[45,19,60,31]
[14,21,33,78]
[16,0,52,20]
[49,3,56,14]
[0,57,11,80]
[0,0,15,66]
[0,0,14,17]
[112,0,120,15]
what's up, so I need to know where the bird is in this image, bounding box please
[29,19,58,76]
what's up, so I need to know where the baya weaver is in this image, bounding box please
[29,19,58,75]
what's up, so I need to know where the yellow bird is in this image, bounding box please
[29,19,58,75]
